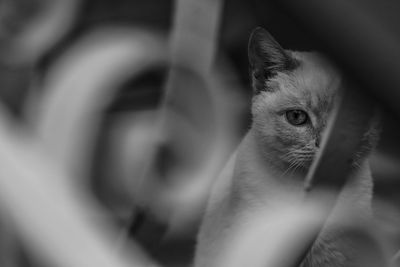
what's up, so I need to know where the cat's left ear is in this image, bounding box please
[248,27,298,93]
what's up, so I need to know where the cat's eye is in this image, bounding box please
[285,110,308,126]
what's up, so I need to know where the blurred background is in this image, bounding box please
[0,0,400,267]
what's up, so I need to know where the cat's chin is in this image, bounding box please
[279,159,313,178]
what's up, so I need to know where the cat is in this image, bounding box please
[193,27,380,267]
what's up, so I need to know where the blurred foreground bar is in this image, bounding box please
[276,0,400,116]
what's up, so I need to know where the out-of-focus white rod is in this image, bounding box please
[169,0,224,74]
[29,28,167,184]
[162,72,246,232]
[0,0,81,65]
[214,204,324,267]
[214,202,387,267]
[0,106,158,267]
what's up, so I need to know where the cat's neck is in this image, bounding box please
[231,130,306,209]
[231,130,373,212]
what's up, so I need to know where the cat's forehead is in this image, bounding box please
[270,52,341,112]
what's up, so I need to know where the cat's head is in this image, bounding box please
[248,27,341,171]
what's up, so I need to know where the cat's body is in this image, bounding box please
[194,28,379,267]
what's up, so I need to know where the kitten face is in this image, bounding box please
[248,28,341,171]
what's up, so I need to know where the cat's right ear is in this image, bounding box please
[248,27,298,94]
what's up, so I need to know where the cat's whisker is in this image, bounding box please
[283,156,297,163]
[288,153,313,161]
[281,150,297,159]
[281,150,315,172]
[288,160,303,177]
[294,148,314,154]
[280,160,297,178]
[282,155,310,178]
[281,153,297,163]
[296,155,313,161]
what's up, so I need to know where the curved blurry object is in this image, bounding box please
[30,28,168,185]
[0,104,158,267]
[29,3,244,236]
[0,0,81,65]
[26,0,244,262]
[101,66,245,232]
[140,0,235,233]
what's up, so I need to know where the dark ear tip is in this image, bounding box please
[251,27,268,35]
[249,27,272,43]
